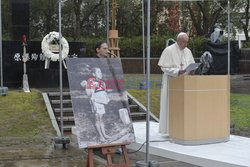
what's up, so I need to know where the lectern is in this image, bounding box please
[169,75,230,145]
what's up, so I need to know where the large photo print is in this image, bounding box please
[67,58,135,148]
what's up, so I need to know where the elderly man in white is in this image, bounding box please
[158,32,195,136]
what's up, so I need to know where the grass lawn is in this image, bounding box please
[127,89,250,130]
[128,89,161,118]
[231,93,250,129]
[1,83,249,137]
[125,74,250,130]
[0,89,55,137]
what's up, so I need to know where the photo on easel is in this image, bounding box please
[66,58,135,148]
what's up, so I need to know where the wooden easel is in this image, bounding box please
[109,0,120,58]
[86,143,131,167]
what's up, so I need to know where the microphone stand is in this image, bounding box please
[107,51,117,58]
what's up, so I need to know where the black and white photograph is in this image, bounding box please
[66,58,135,148]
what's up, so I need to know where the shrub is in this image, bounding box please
[188,36,206,58]
[242,41,250,48]
[80,37,103,57]
[119,36,142,58]
[120,35,174,57]
[80,35,205,58]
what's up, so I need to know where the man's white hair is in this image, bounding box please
[177,32,188,40]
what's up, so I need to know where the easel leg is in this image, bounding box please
[87,148,94,167]
[101,145,131,167]
[101,146,116,166]
[121,145,130,166]
[87,144,131,167]
[106,153,113,166]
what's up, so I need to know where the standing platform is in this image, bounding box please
[127,122,250,167]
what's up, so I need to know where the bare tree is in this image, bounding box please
[183,1,227,37]
[239,0,249,41]
[29,0,58,39]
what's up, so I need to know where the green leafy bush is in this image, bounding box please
[80,37,103,57]
[242,41,250,48]
[81,35,206,58]
[119,35,175,58]
[188,36,206,58]
[119,36,142,58]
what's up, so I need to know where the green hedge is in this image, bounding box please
[242,41,250,48]
[80,35,205,58]
[80,37,103,57]
[188,36,206,58]
[119,35,174,58]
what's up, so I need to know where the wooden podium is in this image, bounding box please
[169,75,230,145]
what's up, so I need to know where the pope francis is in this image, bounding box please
[158,32,195,135]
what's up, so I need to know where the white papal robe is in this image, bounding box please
[158,43,195,135]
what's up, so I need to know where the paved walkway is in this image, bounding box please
[69,133,199,167]
[128,122,250,167]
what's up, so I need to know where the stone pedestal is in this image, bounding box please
[0,87,8,96]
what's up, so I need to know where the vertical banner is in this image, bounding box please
[67,58,135,148]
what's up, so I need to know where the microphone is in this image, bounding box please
[107,51,117,57]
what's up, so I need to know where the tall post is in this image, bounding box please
[136,1,159,166]
[146,0,151,165]
[0,0,7,96]
[106,0,109,43]
[142,0,145,75]
[109,0,119,57]
[0,0,3,87]
[227,0,230,75]
[53,0,70,149]
[0,0,8,96]
[59,0,64,138]
[111,0,116,30]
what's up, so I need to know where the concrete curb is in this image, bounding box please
[42,93,61,137]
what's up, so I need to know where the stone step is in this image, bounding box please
[56,116,74,121]
[129,104,139,109]
[46,91,158,135]
[48,92,71,100]
[57,116,75,126]
[54,108,74,116]
[48,92,71,96]
[51,99,72,104]
[130,112,146,121]
[49,96,72,100]
[129,104,139,112]
[50,99,72,108]
[58,125,74,133]
[128,98,133,105]
[130,112,157,122]
[130,112,146,116]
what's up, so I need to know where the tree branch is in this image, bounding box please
[80,0,104,28]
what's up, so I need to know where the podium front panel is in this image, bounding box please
[169,75,230,145]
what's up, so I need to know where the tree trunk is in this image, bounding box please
[243,0,249,41]
[73,0,82,40]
